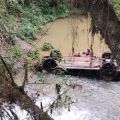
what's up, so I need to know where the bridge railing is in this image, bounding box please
[62,56,102,62]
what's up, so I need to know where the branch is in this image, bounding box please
[22,60,28,89]
[0,56,14,84]
[3,108,14,120]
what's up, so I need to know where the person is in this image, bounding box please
[86,49,91,56]
[82,49,94,57]
[73,51,81,57]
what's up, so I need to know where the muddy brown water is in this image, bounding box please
[35,14,109,57]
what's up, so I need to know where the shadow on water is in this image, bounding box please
[65,69,120,81]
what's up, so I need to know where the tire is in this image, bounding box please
[34,63,43,72]
[100,63,116,81]
[42,58,57,71]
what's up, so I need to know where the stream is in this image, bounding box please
[24,73,120,120]
[4,72,120,120]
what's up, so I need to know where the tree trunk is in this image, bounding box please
[0,57,53,120]
[78,0,120,66]
[1,79,53,120]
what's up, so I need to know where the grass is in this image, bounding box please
[10,45,22,57]
[41,42,54,51]
[27,49,39,59]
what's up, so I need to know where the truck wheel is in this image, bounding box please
[100,63,116,81]
[42,58,57,71]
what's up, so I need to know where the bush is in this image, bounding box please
[17,6,45,40]
[0,12,15,45]
[27,49,39,59]
[3,0,71,41]
[111,0,120,19]
[17,21,37,40]
[41,42,54,51]
[55,2,70,17]
[8,2,24,15]
[10,45,22,57]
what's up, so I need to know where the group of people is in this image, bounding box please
[73,49,94,57]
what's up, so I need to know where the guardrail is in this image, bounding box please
[61,56,102,62]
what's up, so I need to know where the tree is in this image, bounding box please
[0,31,53,120]
[78,0,120,66]
[0,56,53,120]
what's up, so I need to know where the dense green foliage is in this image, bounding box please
[110,0,120,19]
[113,0,120,18]
[27,49,39,59]
[0,9,15,44]
[41,42,54,51]
[0,0,71,44]
[0,0,70,41]
[18,2,70,40]
[10,45,22,57]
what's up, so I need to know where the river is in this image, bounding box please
[35,14,109,57]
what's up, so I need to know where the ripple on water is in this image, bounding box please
[26,74,120,120]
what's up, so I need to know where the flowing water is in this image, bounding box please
[12,66,120,120]
[35,14,109,57]
[4,72,120,120]
[24,73,120,120]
